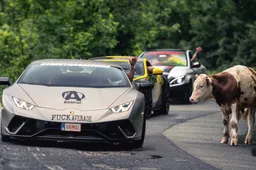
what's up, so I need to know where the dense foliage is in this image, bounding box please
[0,0,256,82]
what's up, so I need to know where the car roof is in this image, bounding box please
[90,57,145,62]
[105,56,135,58]
[95,59,130,62]
[89,56,135,60]
[143,49,187,52]
[30,59,123,68]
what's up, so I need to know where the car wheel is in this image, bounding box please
[133,113,146,149]
[144,90,152,119]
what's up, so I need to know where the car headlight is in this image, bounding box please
[170,76,185,85]
[13,97,35,110]
[110,101,133,113]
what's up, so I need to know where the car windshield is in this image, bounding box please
[18,63,131,88]
[141,51,187,66]
[102,61,145,78]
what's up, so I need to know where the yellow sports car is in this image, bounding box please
[90,56,170,119]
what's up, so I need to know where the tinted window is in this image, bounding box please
[133,62,145,77]
[141,51,187,66]
[18,63,130,88]
[104,61,145,77]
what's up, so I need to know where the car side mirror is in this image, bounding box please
[135,81,154,90]
[192,62,201,68]
[152,68,163,75]
[0,77,12,86]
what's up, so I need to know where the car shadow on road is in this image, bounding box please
[238,129,256,157]
[252,147,256,156]
[250,129,256,156]
[169,100,192,105]
[7,140,145,152]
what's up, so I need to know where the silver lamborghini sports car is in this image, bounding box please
[0,59,145,148]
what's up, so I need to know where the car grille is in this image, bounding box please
[7,116,136,141]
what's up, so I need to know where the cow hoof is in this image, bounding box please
[245,135,252,144]
[230,138,238,146]
[220,137,228,144]
[244,140,251,144]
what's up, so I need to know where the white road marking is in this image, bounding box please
[8,152,20,156]
[32,153,40,161]
[175,159,187,162]
[5,147,12,151]
[27,147,31,151]
[45,165,66,170]
[55,165,65,170]
[92,163,128,170]
[45,165,55,170]
[78,151,130,156]
[9,163,20,169]
[36,147,40,152]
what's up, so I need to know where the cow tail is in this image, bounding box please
[242,108,249,120]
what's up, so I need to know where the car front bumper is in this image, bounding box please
[169,82,191,100]
[1,109,144,144]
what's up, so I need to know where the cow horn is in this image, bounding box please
[206,77,212,85]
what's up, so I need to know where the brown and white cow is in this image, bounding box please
[189,65,256,146]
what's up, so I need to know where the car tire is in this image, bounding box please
[184,81,193,104]
[1,119,11,142]
[1,134,11,142]
[133,113,146,149]
[160,86,170,115]
[144,90,152,119]
[155,83,170,115]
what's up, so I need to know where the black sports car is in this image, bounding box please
[139,49,207,103]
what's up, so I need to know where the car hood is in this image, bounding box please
[167,66,193,78]
[153,65,193,78]
[8,84,131,110]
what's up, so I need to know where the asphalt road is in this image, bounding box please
[0,100,255,170]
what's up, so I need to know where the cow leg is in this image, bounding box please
[229,103,239,146]
[245,107,255,144]
[220,108,229,144]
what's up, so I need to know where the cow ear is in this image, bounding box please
[195,74,199,79]
[206,77,212,86]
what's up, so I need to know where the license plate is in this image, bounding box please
[61,123,81,132]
